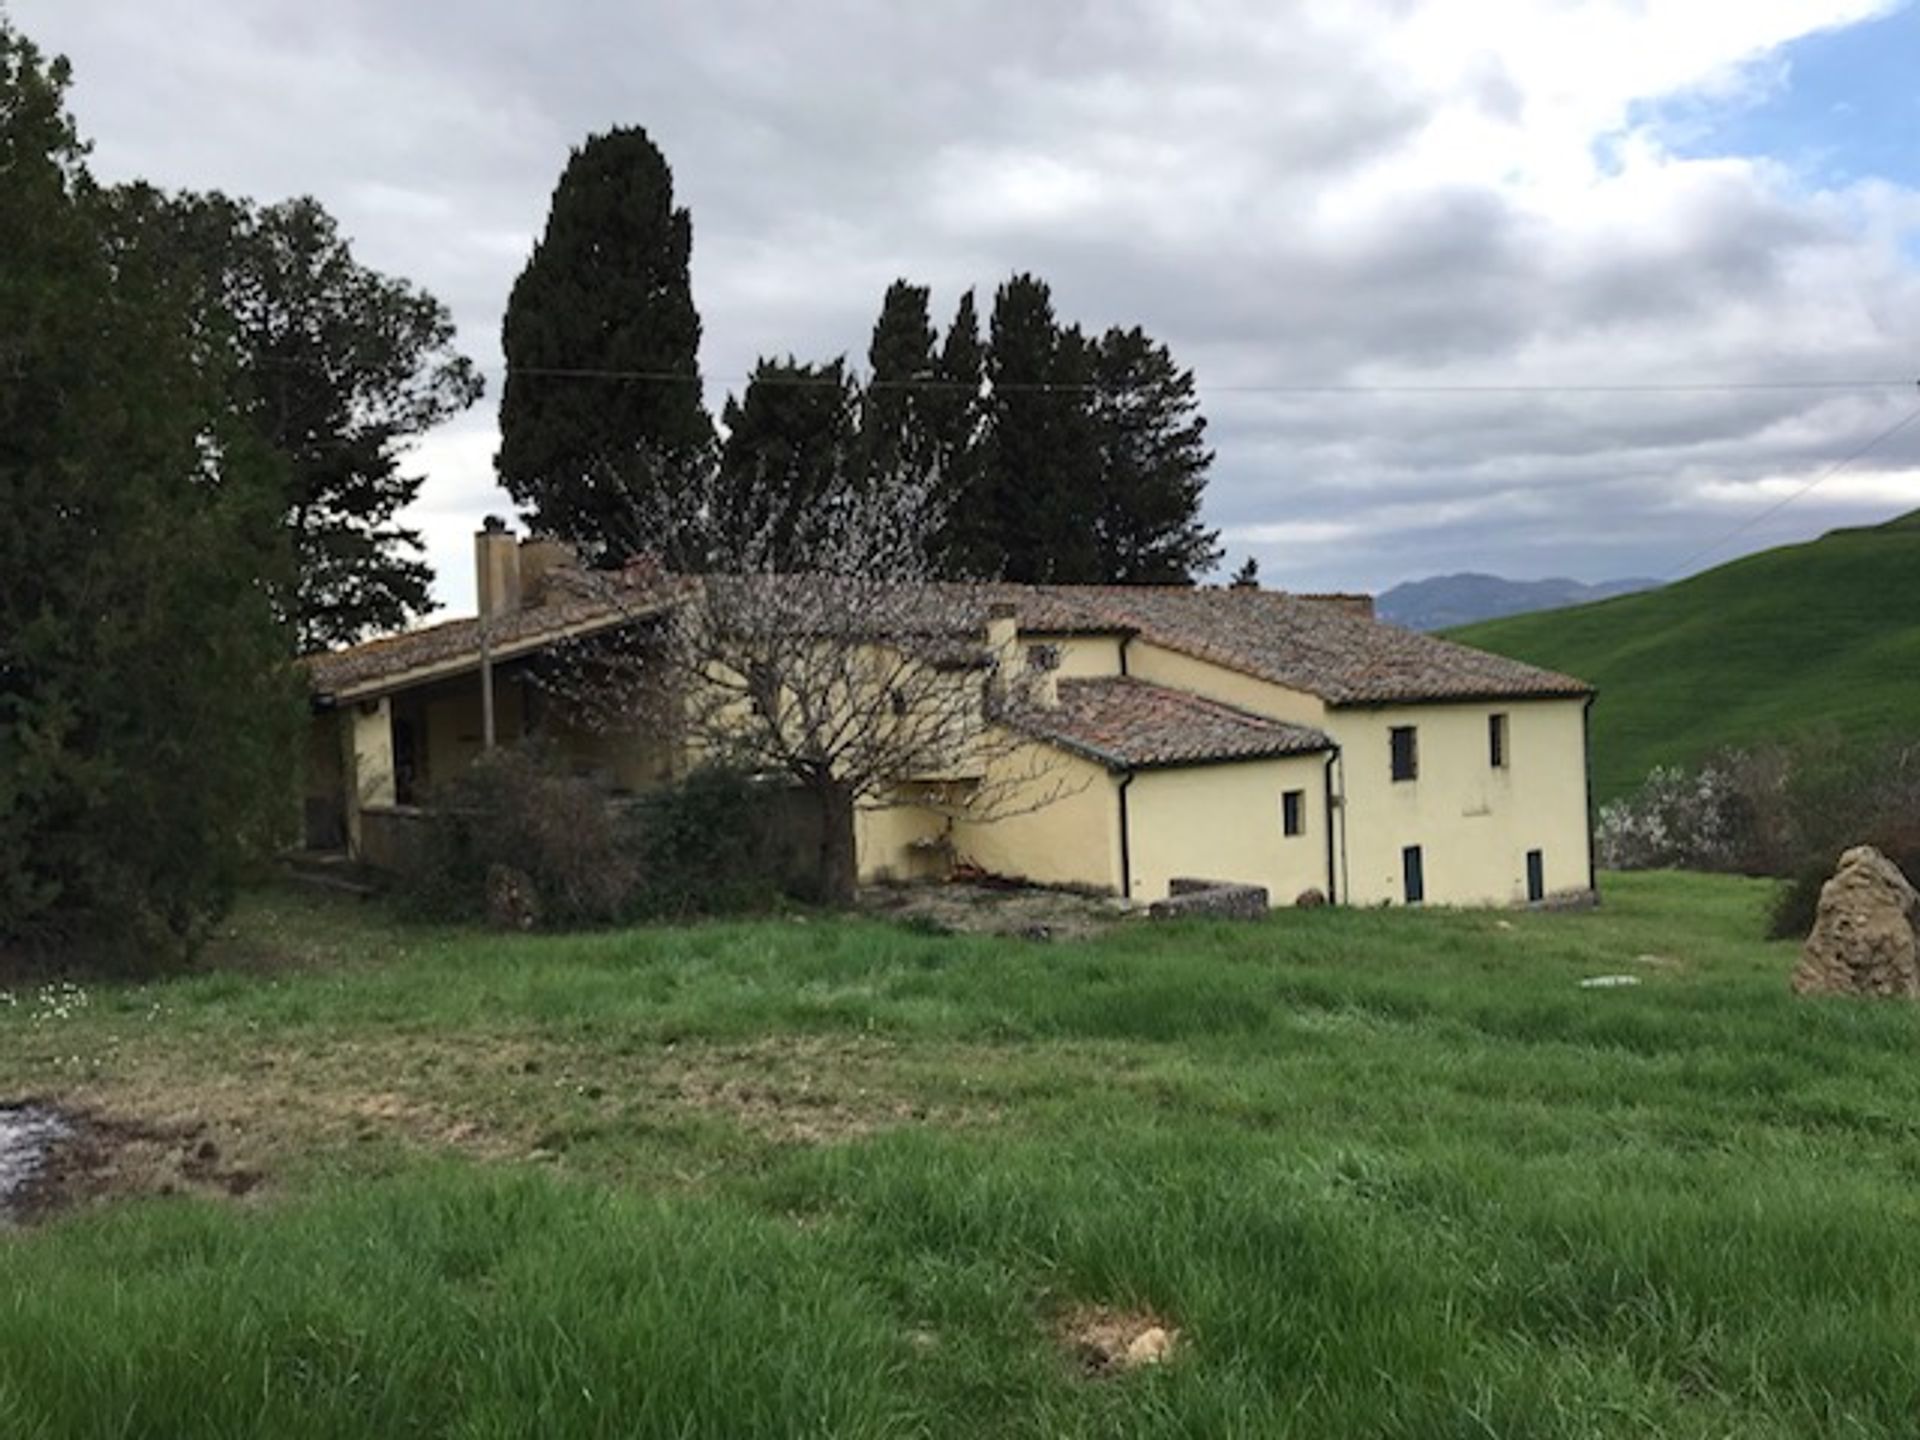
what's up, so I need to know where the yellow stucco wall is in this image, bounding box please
[855,802,951,884]
[948,742,1121,892]
[1025,633,1126,679]
[1122,640,1591,908]
[1124,642,1331,728]
[1329,698,1592,906]
[1126,756,1332,906]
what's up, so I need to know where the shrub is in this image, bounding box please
[398,747,804,929]
[624,767,805,918]
[400,745,640,927]
[1602,735,1920,939]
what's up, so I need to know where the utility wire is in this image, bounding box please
[500,364,1916,397]
[1665,396,1920,579]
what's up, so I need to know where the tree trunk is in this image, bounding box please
[814,780,858,907]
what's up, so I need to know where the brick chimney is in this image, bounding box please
[475,516,521,619]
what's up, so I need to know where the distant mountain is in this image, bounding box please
[1450,510,1920,803]
[1377,573,1660,631]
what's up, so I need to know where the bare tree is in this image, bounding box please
[546,453,1071,905]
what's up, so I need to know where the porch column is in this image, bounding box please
[342,696,396,856]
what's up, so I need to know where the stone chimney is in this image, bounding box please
[985,601,1019,679]
[475,516,521,620]
[1028,643,1061,709]
[517,536,578,608]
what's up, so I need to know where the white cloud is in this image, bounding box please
[12,0,1919,608]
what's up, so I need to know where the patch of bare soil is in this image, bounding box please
[1055,1303,1181,1378]
[862,881,1132,941]
[11,1108,263,1223]
[649,1035,986,1144]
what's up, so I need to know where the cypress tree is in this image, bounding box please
[858,280,937,488]
[979,274,1102,583]
[497,127,712,561]
[713,357,860,571]
[1088,325,1221,584]
[926,289,985,575]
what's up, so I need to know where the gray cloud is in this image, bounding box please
[13,0,1918,607]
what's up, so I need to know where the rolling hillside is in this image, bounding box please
[1377,572,1658,630]
[1449,511,1920,803]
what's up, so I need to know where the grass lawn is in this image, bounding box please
[4,873,1920,1437]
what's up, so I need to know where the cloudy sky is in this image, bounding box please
[16,0,1920,609]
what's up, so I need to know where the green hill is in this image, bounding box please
[1449,510,1920,803]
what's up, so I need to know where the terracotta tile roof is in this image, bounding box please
[1018,678,1334,770]
[306,572,1589,709]
[973,585,1591,706]
[303,577,686,700]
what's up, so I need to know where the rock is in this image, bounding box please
[1792,846,1920,999]
[485,864,541,931]
[1125,1326,1174,1367]
[1150,879,1268,921]
[1294,887,1329,908]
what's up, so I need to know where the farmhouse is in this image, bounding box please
[304,522,1597,908]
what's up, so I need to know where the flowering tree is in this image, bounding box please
[548,454,1070,904]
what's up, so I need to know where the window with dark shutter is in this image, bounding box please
[1390,726,1418,782]
[1281,789,1305,836]
[1489,712,1509,769]
[1402,845,1425,904]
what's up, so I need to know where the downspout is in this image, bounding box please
[1117,770,1135,903]
[1119,631,1133,677]
[1335,746,1350,907]
[1582,692,1599,902]
[1322,748,1339,905]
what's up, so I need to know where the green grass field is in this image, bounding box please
[1449,511,1920,803]
[4,875,1920,1438]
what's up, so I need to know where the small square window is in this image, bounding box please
[1281,789,1305,836]
[1390,725,1418,782]
[1489,712,1509,769]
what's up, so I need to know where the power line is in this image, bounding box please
[500,364,1919,397]
[1665,398,1920,579]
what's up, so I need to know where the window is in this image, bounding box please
[1390,725,1418,782]
[1026,642,1061,674]
[1402,845,1426,905]
[1281,789,1305,837]
[1526,849,1545,903]
[1489,712,1509,769]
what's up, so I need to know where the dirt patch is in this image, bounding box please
[651,1035,988,1144]
[10,1108,264,1223]
[1055,1303,1181,1378]
[862,881,1132,941]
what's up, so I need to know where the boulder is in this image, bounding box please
[1791,846,1920,999]
[1294,887,1329,909]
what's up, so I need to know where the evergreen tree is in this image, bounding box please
[978,274,1102,583]
[97,188,483,650]
[713,357,861,571]
[925,288,985,574]
[1088,325,1221,584]
[497,127,712,561]
[858,280,937,488]
[0,21,299,964]
[1229,556,1261,589]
